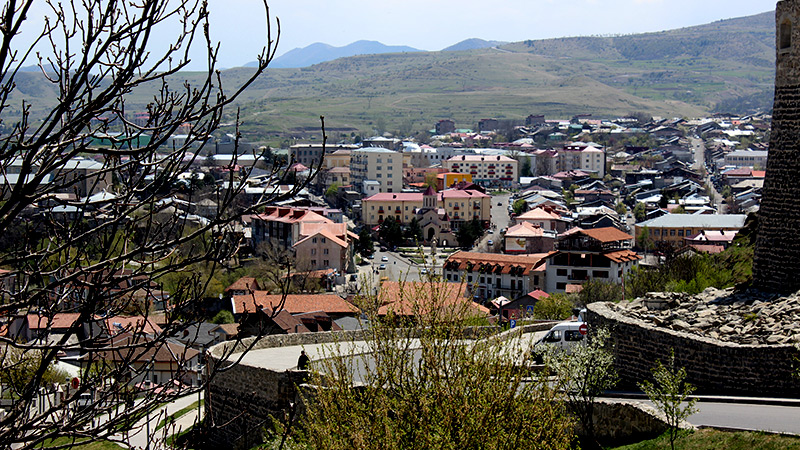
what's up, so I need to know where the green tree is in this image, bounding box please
[533,293,575,320]
[456,218,483,249]
[404,217,423,244]
[512,198,528,216]
[633,202,647,222]
[300,278,575,450]
[379,216,403,248]
[356,228,375,256]
[424,172,438,189]
[325,183,341,198]
[0,348,70,396]
[546,327,618,446]
[615,202,628,216]
[211,310,235,324]
[638,349,698,450]
[521,157,533,177]
[638,225,654,253]
[576,279,623,306]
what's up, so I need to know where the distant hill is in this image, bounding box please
[261,40,422,68]
[442,38,508,52]
[7,11,777,144]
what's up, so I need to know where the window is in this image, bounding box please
[781,20,792,50]
[311,260,317,267]
[468,275,473,282]
[678,230,684,236]
[321,237,327,243]
[533,275,539,285]
[557,269,567,276]
[312,237,317,243]
[670,229,675,236]
[323,248,329,255]
[311,249,316,255]
[556,282,567,290]
[593,270,609,278]
[544,330,561,343]
[387,173,392,178]
[323,259,329,266]
[565,330,584,342]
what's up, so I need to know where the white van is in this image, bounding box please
[531,321,586,363]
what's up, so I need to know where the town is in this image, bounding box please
[1,0,798,449]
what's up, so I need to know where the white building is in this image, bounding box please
[444,154,518,188]
[350,147,403,194]
[724,150,768,168]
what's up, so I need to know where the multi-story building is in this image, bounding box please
[350,147,403,194]
[634,214,747,246]
[544,227,640,293]
[251,206,333,250]
[444,155,518,188]
[361,187,491,230]
[724,150,768,168]
[442,251,548,301]
[558,144,605,177]
[325,149,351,169]
[435,119,456,135]
[290,144,358,168]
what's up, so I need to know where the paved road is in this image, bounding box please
[619,398,800,435]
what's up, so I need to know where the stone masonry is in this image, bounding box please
[587,296,800,397]
[754,0,800,293]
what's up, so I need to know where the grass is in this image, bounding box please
[155,400,203,431]
[609,429,800,450]
[36,437,124,449]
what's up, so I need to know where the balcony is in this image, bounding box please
[453,206,460,210]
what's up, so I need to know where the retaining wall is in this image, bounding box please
[587,302,800,396]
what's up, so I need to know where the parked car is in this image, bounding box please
[379,264,387,270]
[487,229,493,234]
[420,268,428,274]
[531,320,587,363]
[487,240,493,245]
[381,256,389,262]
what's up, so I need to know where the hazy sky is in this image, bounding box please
[203,0,775,68]
[15,0,776,71]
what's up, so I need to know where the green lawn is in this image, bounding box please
[37,437,124,449]
[610,429,800,450]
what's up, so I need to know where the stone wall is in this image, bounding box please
[591,400,672,443]
[587,302,800,396]
[754,1,800,293]
[205,361,307,449]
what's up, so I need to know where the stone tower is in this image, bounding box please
[753,0,800,293]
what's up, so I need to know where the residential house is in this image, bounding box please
[292,221,356,273]
[436,119,456,135]
[514,207,569,233]
[290,144,358,168]
[377,281,490,320]
[635,214,747,246]
[442,251,548,302]
[504,222,557,253]
[545,227,641,293]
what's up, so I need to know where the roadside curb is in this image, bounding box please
[602,391,800,407]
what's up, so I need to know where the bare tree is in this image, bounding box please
[0,0,325,448]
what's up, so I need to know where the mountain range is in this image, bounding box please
[7,11,776,144]
[261,40,422,69]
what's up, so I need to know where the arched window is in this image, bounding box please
[780,20,792,50]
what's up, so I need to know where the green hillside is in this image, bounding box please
[4,11,776,145]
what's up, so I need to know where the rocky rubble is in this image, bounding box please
[607,287,800,345]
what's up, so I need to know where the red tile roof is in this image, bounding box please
[445,251,549,275]
[231,292,358,315]
[603,249,642,263]
[377,281,490,317]
[225,277,261,293]
[579,227,634,243]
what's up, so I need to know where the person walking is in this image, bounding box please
[297,350,309,370]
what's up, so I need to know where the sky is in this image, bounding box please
[14,0,776,71]
[202,0,776,69]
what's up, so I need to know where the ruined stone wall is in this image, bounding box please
[754,1,800,293]
[205,362,307,449]
[587,302,800,396]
